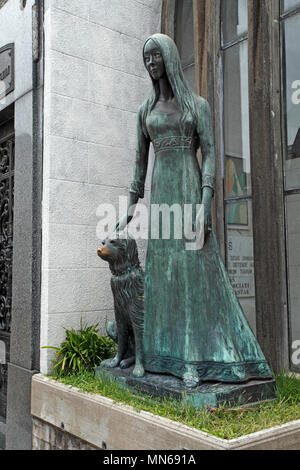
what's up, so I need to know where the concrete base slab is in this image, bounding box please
[95,365,278,409]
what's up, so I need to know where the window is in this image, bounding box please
[174,0,196,91]
[281,0,300,371]
[283,0,300,11]
[221,0,248,44]
[221,0,256,332]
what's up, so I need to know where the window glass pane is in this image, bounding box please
[283,14,300,190]
[225,200,256,333]
[283,0,300,13]
[175,0,195,70]
[183,64,195,91]
[225,197,249,226]
[221,0,248,45]
[223,41,251,196]
[286,194,300,372]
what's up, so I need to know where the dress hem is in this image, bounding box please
[144,356,274,383]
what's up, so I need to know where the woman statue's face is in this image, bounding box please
[144,39,166,81]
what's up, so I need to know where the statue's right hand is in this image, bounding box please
[115,192,139,232]
[114,214,128,233]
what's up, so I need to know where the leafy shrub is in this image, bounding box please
[44,321,116,377]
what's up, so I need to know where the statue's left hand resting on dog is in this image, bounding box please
[97,233,145,378]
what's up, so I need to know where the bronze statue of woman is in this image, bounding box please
[116,33,273,388]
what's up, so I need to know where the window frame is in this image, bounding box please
[280,1,300,372]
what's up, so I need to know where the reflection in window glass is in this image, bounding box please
[283,0,300,12]
[225,197,248,225]
[283,14,300,189]
[223,41,251,196]
[284,15,300,150]
[175,0,194,68]
[221,0,248,45]
[286,194,300,372]
[0,341,5,365]
[222,2,254,328]
[182,64,196,91]
[225,200,256,333]
[175,0,195,91]
[282,12,300,371]
[283,15,300,152]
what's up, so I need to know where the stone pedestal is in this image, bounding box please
[95,366,278,409]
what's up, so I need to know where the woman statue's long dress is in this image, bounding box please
[118,33,273,388]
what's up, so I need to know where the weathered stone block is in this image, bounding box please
[88,22,122,69]
[86,102,123,147]
[48,180,93,226]
[48,93,89,141]
[88,142,133,188]
[121,35,147,79]
[48,179,127,226]
[50,9,90,60]
[88,64,149,113]
[48,224,87,269]
[88,63,123,109]
[49,135,89,183]
[120,73,150,113]
[51,0,90,20]
[50,50,89,101]
[122,110,138,150]
[87,225,104,269]
[47,268,113,314]
[89,0,159,41]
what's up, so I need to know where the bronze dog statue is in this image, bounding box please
[97,233,145,378]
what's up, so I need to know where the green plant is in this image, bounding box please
[43,320,116,376]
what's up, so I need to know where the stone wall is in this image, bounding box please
[40,0,162,374]
[32,417,100,450]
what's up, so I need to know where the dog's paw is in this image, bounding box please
[183,366,199,389]
[133,363,145,378]
[100,357,119,369]
[120,356,135,369]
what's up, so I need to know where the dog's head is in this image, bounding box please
[97,232,140,269]
[97,235,127,262]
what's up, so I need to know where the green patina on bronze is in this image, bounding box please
[118,34,273,388]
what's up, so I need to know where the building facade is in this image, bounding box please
[0,0,43,449]
[0,0,299,450]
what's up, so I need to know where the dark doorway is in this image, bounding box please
[0,107,14,420]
